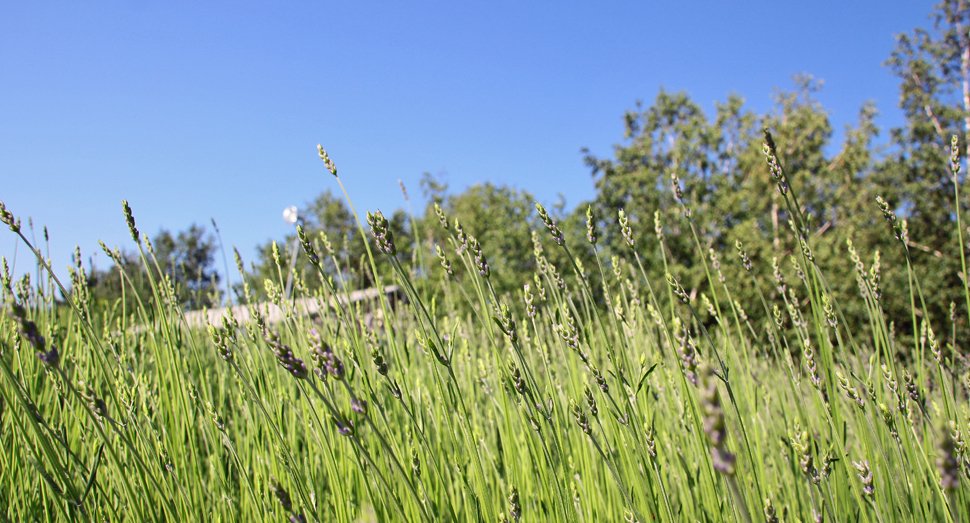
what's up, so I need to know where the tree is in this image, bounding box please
[874,0,970,348]
[422,175,545,300]
[88,223,222,312]
[583,79,884,345]
[248,189,412,300]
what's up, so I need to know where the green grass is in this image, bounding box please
[1,134,968,522]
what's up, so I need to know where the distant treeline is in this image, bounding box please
[78,1,970,356]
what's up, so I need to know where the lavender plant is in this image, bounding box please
[1,132,969,523]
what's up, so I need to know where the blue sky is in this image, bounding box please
[0,1,935,284]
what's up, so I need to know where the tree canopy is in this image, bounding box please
[79,1,970,357]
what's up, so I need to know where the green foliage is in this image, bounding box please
[87,223,221,312]
[248,189,411,300]
[873,0,970,349]
[3,131,969,520]
[7,3,970,522]
[422,176,541,297]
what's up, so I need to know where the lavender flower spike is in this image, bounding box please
[698,362,736,475]
[535,202,564,245]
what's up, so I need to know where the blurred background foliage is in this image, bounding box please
[73,0,970,358]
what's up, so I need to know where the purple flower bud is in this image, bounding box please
[336,418,354,437]
[618,209,635,247]
[36,345,60,369]
[508,484,521,521]
[698,363,736,475]
[317,145,337,176]
[121,200,139,242]
[470,236,489,278]
[269,476,293,511]
[366,210,397,256]
[852,460,874,499]
[434,202,449,229]
[264,329,308,380]
[535,203,564,245]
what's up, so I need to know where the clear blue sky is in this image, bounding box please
[0,1,935,284]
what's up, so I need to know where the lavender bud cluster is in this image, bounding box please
[1,257,11,295]
[80,381,107,420]
[309,329,345,381]
[675,322,698,385]
[296,225,318,266]
[822,294,838,328]
[556,305,588,364]
[618,209,635,247]
[665,272,690,304]
[585,205,597,245]
[207,323,234,363]
[535,203,564,245]
[670,172,684,200]
[643,425,657,458]
[852,459,875,499]
[952,134,962,175]
[508,484,521,521]
[709,248,726,283]
[351,397,368,415]
[764,498,779,523]
[497,303,517,343]
[902,370,924,409]
[233,247,246,275]
[789,423,818,482]
[7,300,59,368]
[591,365,608,393]
[434,202,449,229]
[875,196,904,243]
[410,447,421,478]
[271,241,283,273]
[802,339,821,389]
[583,385,598,418]
[762,129,788,194]
[206,401,226,432]
[435,244,454,276]
[507,357,526,396]
[99,240,122,266]
[546,259,566,291]
[735,240,753,271]
[771,256,787,295]
[263,329,308,380]
[318,231,334,256]
[531,231,546,262]
[317,145,337,176]
[881,365,905,412]
[937,419,961,492]
[332,413,355,436]
[372,347,388,376]
[455,219,469,255]
[671,173,692,217]
[698,363,736,475]
[269,475,305,522]
[533,273,547,301]
[523,284,537,317]
[836,371,865,409]
[470,236,489,278]
[366,210,397,256]
[0,201,18,235]
[570,398,592,435]
[121,200,139,242]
